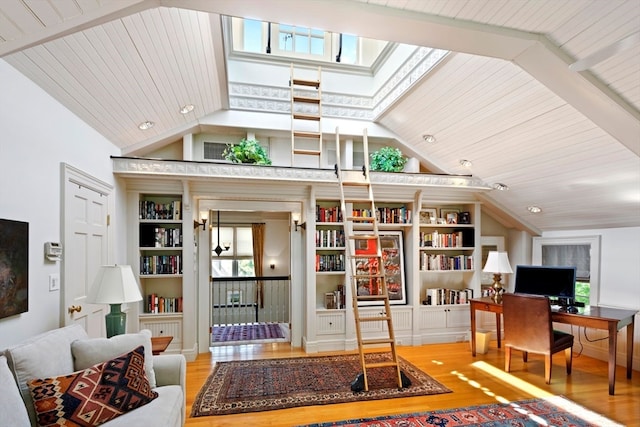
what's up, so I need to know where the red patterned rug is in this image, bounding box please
[191,353,451,416]
[211,322,285,343]
[299,395,623,426]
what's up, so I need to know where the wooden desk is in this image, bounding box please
[469,296,636,395]
[151,335,173,355]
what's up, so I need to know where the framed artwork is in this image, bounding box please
[0,218,29,319]
[226,290,243,305]
[419,208,438,224]
[440,208,460,224]
[354,231,407,305]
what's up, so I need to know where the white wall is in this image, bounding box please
[0,59,120,349]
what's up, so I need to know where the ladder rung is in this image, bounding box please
[349,217,375,222]
[365,361,398,368]
[293,113,320,121]
[358,315,391,322]
[293,131,321,139]
[344,198,373,203]
[362,338,396,348]
[350,234,378,240]
[341,181,370,187]
[293,96,320,104]
[353,274,384,280]
[293,149,321,156]
[292,78,319,88]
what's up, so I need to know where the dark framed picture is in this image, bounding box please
[0,218,29,319]
[458,211,471,224]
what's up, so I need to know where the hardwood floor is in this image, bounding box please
[184,342,639,427]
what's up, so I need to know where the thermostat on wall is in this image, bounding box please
[44,242,63,261]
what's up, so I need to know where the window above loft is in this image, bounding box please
[228,17,389,67]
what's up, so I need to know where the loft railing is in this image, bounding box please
[210,276,290,326]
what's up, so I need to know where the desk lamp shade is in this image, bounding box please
[483,251,513,301]
[87,265,143,338]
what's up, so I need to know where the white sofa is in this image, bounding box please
[1,324,185,427]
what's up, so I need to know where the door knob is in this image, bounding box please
[68,305,82,314]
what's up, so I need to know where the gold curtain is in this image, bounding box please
[252,223,265,308]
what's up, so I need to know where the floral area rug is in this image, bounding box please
[300,395,624,427]
[211,322,285,344]
[191,353,451,416]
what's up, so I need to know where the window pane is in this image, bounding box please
[212,227,234,255]
[295,34,309,53]
[280,32,293,51]
[341,34,357,64]
[311,37,324,55]
[236,227,253,255]
[243,19,262,52]
[212,259,233,277]
[237,259,255,276]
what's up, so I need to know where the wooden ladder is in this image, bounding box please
[290,64,322,166]
[334,128,405,392]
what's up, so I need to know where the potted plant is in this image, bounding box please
[370,146,407,172]
[223,138,272,165]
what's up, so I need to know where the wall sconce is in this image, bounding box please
[292,213,305,232]
[270,262,275,269]
[193,218,207,230]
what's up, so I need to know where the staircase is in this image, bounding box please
[290,64,322,166]
[334,128,405,392]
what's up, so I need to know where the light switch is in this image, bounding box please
[49,273,60,291]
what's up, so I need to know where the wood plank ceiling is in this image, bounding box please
[0,0,638,233]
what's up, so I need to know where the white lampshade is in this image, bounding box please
[87,265,143,304]
[483,251,513,274]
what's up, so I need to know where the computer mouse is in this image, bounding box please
[567,306,579,314]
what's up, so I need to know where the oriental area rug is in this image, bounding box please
[191,353,451,416]
[300,396,624,427]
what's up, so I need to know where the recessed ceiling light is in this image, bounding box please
[527,205,542,213]
[179,104,194,114]
[422,134,436,143]
[493,183,509,191]
[138,121,154,130]
[460,159,473,168]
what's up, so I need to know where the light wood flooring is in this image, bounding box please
[184,341,639,427]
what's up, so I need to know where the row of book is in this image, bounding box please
[315,229,345,248]
[140,255,182,275]
[316,205,342,223]
[145,294,183,313]
[315,254,345,272]
[139,200,181,220]
[352,207,411,224]
[419,231,465,248]
[324,285,346,309]
[420,254,474,271]
[146,227,182,248]
[425,287,474,305]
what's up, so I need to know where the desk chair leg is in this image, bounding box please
[565,347,573,375]
[545,355,553,384]
[522,351,528,363]
[505,347,512,373]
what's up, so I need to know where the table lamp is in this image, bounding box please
[87,265,143,338]
[482,251,513,302]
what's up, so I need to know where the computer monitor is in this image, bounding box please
[514,265,576,302]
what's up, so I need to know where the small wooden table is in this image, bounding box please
[151,336,173,355]
[469,296,636,395]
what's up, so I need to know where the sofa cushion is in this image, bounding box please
[71,329,156,388]
[100,385,183,427]
[3,324,89,426]
[28,346,158,427]
[0,355,30,427]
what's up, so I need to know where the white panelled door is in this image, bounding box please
[62,164,113,337]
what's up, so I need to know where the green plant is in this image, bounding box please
[223,138,272,165]
[369,146,407,172]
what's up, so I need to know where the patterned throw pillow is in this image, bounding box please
[27,345,158,427]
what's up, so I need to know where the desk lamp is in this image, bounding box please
[483,251,513,302]
[87,265,143,338]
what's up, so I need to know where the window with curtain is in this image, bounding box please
[534,236,600,307]
[211,226,254,277]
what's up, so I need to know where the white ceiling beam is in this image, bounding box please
[0,0,158,58]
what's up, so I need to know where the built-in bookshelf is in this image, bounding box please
[137,194,184,316]
[315,201,346,312]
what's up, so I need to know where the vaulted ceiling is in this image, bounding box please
[1,0,638,234]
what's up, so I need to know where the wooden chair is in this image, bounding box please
[502,293,574,384]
